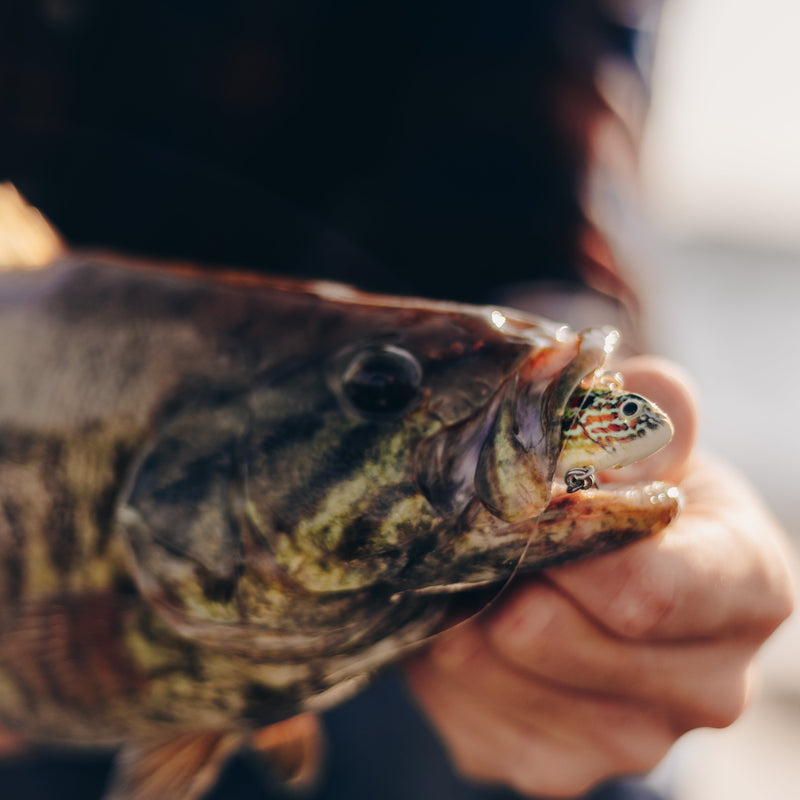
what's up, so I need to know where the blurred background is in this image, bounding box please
[638,0,800,797]
[0,0,797,798]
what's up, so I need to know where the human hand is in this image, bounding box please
[403,357,795,798]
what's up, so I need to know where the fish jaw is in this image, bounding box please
[402,481,681,591]
[521,481,681,568]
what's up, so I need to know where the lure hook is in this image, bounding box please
[565,465,596,493]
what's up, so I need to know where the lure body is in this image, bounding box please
[558,379,673,475]
[0,257,677,798]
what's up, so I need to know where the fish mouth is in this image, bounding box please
[416,327,621,523]
[428,480,682,589]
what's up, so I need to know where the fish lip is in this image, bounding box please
[548,479,681,505]
[404,478,681,591]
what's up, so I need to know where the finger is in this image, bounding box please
[417,617,672,736]
[405,632,675,797]
[483,578,754,730]
[549,453,795,641]
[607,356,698,484]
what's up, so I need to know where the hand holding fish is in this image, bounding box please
[404,357,795,798]
[0,256,789,799]
[0,259,683,799]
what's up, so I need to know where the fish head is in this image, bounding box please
[238,299,637,594]
[238,299,583,591]
[120,286,676,646]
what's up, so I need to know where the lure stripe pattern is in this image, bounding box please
[563,390,651,450]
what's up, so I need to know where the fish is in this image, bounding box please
[0,255,678,799]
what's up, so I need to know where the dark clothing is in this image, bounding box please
[0,0,645,301]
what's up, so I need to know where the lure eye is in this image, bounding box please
[341,345,423,420]
[619,398,642,419]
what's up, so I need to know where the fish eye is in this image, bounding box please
[341,345,423,420]
[619,398,642,418]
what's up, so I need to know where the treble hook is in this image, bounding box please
[565,465,596,493]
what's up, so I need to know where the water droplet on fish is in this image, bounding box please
[491,309,507,329]
[603,329,621,354]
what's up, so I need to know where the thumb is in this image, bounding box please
[602,356,698,485]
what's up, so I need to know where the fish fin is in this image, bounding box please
[105,731,244,800]
[0,182,64,269]
[246,713,324,790]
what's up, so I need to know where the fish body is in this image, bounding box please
[0,257,677,798]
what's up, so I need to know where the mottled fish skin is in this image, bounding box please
[0,257,678,798]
